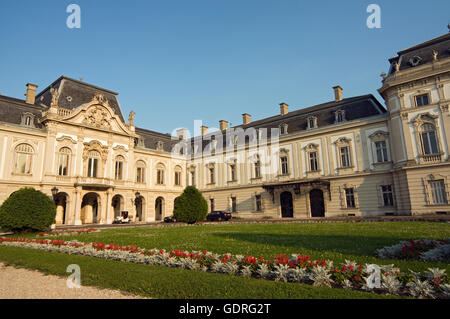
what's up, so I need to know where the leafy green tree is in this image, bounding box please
[173,186,208,224]
[0,188,56,233]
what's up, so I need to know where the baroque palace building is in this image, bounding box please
[0,30,449,225]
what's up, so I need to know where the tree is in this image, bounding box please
[0,188,56,233]
[173,186,208,224]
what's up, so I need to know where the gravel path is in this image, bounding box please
[0,262,146,299]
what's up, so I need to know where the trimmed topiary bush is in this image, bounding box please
[173,186,208,224]
[0,187,56,233]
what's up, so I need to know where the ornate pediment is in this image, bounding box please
[82,140,109,162]
[412,112,439,127]
[369,130,389,141]
[82,105,112,129]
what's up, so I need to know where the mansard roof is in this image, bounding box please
[135,127,179,153]
[387,32,450,75]
[0,95,45,129]
[192,94,386,150]
[35,76,125,122]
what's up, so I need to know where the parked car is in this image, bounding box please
[164,215,176,223]
[113,211,131,224]
[206,211,232,222]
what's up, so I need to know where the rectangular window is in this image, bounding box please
[210,198,215,212]
[88,158,98,178]
[309,152,318,172]
[381,185,394,207]
[230,164,236,181]
[255,195,262,212]
[16,153,32,174]
[157,169,164,185]
[254,161,261,179]
[175,171,181,186]
[340,146,351,168]
[415,94,430,107]
[231,197,237,212]
[280,156,289,175]
[209,167,215,184]
[422,131,439,155]
[345,188,356,208]
[191,171,195,186]
[375,141,388,162]
[430,180,448,205]
[136,167,145,183]
[58,154,69,176]
[115,161,123,180]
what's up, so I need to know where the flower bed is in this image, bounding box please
[39,228,100,237]
[376,239,450,262]
[1,237,449,299]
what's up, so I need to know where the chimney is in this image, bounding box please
[25,83,38,104]
[280,103,288,116]
[219,120,228,131]
[333,86,343,102]
[201,126,208,136]
[242,113,251,125]
[176,128,187,140]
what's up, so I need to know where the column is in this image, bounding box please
[73,187,82,226]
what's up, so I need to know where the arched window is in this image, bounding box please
[14,143,33,174]
[174,166,182,186]
[87,150,100,178]
[136,160,146,183]
[115,155,125,180]
[58,147,71,176]
[254,157,261,179]
[156,164,165,185]
[421,124,439,155]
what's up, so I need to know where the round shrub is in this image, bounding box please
[173,186,208,224]
[0,188,56,233]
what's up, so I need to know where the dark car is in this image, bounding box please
[164,215,176,223]
[206,211,232,222]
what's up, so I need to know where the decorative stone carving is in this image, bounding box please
[83,106,111,129]
[440,104,449,113]
[82,140,108,162]
[129,111,136,126]
[50,88,59,107]
[401,112,409,121]
[432,50,439,61]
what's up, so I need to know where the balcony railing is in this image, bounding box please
[420,153,443,164]
[58,108,73,117]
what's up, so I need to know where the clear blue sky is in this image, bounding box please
[0,0,449,135]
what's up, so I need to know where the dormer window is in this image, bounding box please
[335,110,346,123]
[156,141,164,151]
[307,116,318,129]
[279,124,288,135]
[20,113,35,128]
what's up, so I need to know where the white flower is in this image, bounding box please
[424,268,446,281]
[256,263,271,279]
[240,266,252,277]
[310,266,334,288]
[272,264,290,282]
[407,279,435,299]
[381,275,402,295]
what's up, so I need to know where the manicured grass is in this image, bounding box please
[49,221,450,272]
[0,246,402,299]
[1,221,448,298]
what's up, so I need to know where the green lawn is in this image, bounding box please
[49,221,450,272]
[0,221,448,298]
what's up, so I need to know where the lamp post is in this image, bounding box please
[51,187,59,202]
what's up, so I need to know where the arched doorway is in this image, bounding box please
[81,193,100,224]
[55,193,69,225]
[310,189,325,217]
[155,197,165,221]
[111,195,124,219]
[280,191,294,218]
